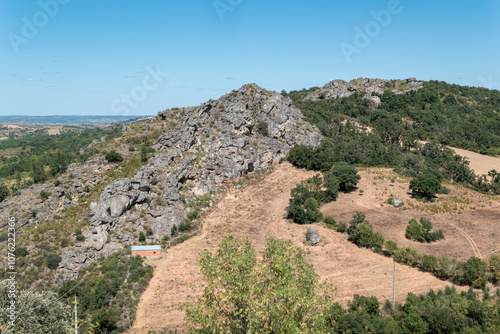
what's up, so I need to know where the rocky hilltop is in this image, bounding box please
[0,84,322,279]
[304,77,423,107]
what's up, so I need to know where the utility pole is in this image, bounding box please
[74,296,78,334]
[392,257,396,309]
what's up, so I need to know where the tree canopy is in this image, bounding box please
[182,235,338,333]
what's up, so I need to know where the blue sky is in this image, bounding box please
[0,0,499,116]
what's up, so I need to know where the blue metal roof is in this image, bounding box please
[131,245,162,251]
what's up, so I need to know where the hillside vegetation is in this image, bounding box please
[284,80,500,194]
[0,79,499,333]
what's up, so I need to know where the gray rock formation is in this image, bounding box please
[57,83,323,278]
[304,78,423,108]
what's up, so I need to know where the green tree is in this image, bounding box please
[0,184,10,202]
[182,235,336,333]
[0,281,71,333]
[409,172,442,198]
[461,257,488,288]
[330,162,360,192]
[422,254,439,273]
[385,240,398,255]
[322,171,340,200]
[488,254,500,284]
[31,161,47,184]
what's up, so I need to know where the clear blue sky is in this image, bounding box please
[0,0,499,116]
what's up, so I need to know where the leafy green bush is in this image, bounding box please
[405,218,444,243]
[178,220,192,232]
[40,190,51,200]
[329,162,361,192]
[14,247,29,257]
[47,253,62,269]
[170,225,178,237]
[324,216,336,228]
[105,150,124,163]
[409,171,442,198]
[256,119,269,136]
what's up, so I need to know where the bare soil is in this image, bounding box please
[128,163,484,333]
[321,168,500,261]
[449,146,500,177]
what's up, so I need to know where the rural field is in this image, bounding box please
[127,160,499,333]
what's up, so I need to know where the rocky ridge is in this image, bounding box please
[58,84,322,278]
[304,78,423,107]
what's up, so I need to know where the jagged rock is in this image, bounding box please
[1,83,325,281]
[306,227,321,245]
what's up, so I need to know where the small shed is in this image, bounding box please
[131,245,162,258]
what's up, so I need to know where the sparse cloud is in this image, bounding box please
[24,78,42,81]
[124,76,139,79]
[225,77,236,80]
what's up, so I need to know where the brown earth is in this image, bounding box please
[128,163,481,333]
[449,146,500,177]
[418,141,500,177]
[321,168,500,261]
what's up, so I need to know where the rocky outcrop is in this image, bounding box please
[304,78,423,108]
[57,84,323,278]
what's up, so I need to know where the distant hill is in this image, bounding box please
[0,115,146,125]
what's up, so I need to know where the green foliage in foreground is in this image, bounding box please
[0,280,72,333]
[182,235,500,334]
[182,235,338,333]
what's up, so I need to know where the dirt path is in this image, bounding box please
[447,222,481,258]
[128,163,465,333]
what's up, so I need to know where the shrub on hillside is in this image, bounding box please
[105,150,124,163]
[405,218,444,243]
[47,253,62,269]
